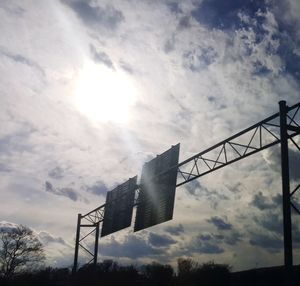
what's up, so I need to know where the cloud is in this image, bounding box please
[182,45,218,72]
[61,0,124,30]
[164,224,184,236]
[38,231,67,246]
[0,221,20,232]
[48,166,65,180]
[148,232,176,248]
[100,234,161,259]
[184,181,229,209]
[198,243,224,254]
[207,216,232,230]
[191,0,268,30]
[0,2,26,16]
[263,145,300,181]
[197,231,242,246]
[89,44,114,69]
[86,180,108,196]
[0,163,11,172]
[185,180,201,196]
[253,212,283,233]
[45,181,79,201]
[0,47,45,77]
[192,234,224,254]
[119,60,135,74]
[249,233,282,252]
[251,191,275,210]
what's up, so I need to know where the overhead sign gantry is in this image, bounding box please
[72,101,300,273]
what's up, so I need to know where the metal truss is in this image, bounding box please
[72,205,105,273]
[73,101,300,273]
[289,135,300,215]
[176,102,300,187]
[81,204,106,225]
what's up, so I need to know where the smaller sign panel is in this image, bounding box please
[101,176,137,237]
[134,144,180,232]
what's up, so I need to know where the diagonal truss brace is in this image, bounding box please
[176,102,300,187]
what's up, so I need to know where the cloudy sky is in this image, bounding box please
[0,0,300,271]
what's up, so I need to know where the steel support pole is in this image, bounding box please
[93,222,100,266]
[279,101,293,269]
[72,213,82,274]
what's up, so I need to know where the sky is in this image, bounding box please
[0,0,300,272]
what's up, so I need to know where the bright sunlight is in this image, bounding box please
[73,61,138,123]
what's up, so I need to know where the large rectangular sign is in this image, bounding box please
[134,144,180,232]
[101,176,137,237]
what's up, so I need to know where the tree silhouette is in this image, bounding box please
[0,225,45,278]
[177,258,198,277]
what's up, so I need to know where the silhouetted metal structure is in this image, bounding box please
[101,176,137,237]
[72,100,300,273]
[134,144,180,232]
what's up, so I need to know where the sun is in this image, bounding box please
[73,61,138,123]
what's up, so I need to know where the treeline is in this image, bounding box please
[0,259,230,286]
[1,259,300,286]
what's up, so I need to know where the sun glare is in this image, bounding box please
[73,62,138,123]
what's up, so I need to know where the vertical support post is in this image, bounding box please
[93,222,100,266]
[279,101,293,269]
[72,213,82,274]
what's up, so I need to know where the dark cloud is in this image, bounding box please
[254,212,283,233]
[198,242,224,254]
[0,2,25,16]
[207,216,232,230]
[193,234,224,254]
[228,182,243,193]
[251,191,274,210]
[119,60,134,74]
[0,128,35,154]
[197,231,242,246]
[264,146,300,181]
[272,3,300,81]
[252,61,272,76]
[90,44,114,69]
[86,180,107,196]
[166,2,182,14]
[164,224,184,236]
[249,233,282,252]
[182,46,218,72]
[272,193,282,205]
[223,231,243,246]
[0,163,11,172]
[60,187,78,201]
[185,181,229,209]
[178,16,191,30]
[100,235,161,259]
[48,166,64,180]
[45,181,79,201]
[198,233,212,241]
[62,0,124,30]
[148,233,176,248]
[164,37,175,53]
[0,48,45,76]
[184,180,201,196]
[191,0,268,30]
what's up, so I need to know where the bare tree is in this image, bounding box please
[177,258,198,277]
[0,225,45,278]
